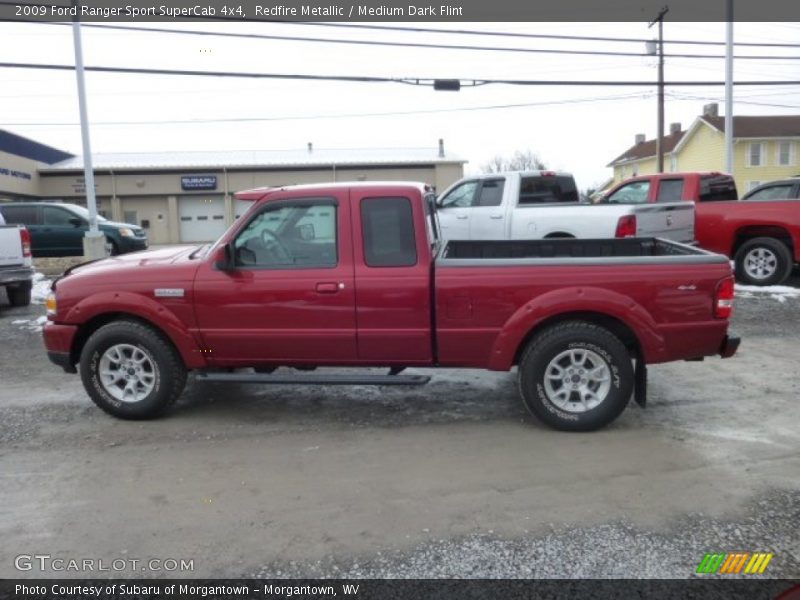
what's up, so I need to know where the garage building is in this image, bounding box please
[0,130,465,244]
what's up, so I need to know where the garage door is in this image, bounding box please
[178,196,226,242]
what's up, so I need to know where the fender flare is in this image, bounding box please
[487,286,665,371]
[64,291,207,369]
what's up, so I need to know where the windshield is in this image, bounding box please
[65,204,108,222]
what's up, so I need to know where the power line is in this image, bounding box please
[269,21,800,49]
[0,92,652,127]
[37,22,800,61]
[3,61,800,87]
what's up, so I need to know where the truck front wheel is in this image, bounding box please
[518,321,634,432]
[734,237,793,286]
[79,320,187,419]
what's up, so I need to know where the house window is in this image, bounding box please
[748,143,764,167]
[777,141,794,166]
[747,181,762,192]
[670,155,678,172]
[631,164,639,176]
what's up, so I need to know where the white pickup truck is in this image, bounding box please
[435,171,695,243]
[0,211,34,306]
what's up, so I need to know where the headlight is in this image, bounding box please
[45,292,57,317]
[119,228,134,237]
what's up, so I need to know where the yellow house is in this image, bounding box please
[607,103,800,194]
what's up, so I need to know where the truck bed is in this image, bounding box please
[440,237,721,263]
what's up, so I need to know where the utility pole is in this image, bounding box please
[725,0,734,174]
[649,6,669,173]
[71,0,106,259]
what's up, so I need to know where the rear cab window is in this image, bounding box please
[519,175,578,205]
[361,197,417,267]
[699,175,738,202]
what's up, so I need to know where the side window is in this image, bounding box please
[43,206,75,226]
[606,181,651,204]
[439,181,478,208]
[745,184,793,201]
[476,179,504,207]
[656,179,684,202]
[361,197,417,267]
[699,176,738,202]
[1,205,39,225]
[233,200,337,268]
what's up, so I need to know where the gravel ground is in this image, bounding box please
[0,269,798,580]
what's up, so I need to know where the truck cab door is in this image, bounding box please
[436,180,478,241]
[192,193,357,366]
[466,178,506,240]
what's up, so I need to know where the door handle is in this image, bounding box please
[489,215,503,220]
[455,215,468,220]
[316,282,342,294]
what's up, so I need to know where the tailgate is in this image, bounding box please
[0,226,24,267]
[633,202,695,243]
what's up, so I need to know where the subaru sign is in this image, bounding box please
[181,175,217,191]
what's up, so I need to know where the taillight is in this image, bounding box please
[714,276,735,319]
[615,215,637,238]
[19,227,31,257]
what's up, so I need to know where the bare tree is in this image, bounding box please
[481,149,547,173]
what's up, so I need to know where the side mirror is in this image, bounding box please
[214,243,234,271]
[69,217,83,227]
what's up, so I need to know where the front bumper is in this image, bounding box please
[719,334,741,359]
[116,236,149,253]
[43,322,79,373]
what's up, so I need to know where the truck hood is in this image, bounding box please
[64,245,198,278]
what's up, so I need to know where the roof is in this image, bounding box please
[701,115,800,138]
[39,147,466,172]
[235,180,432,200]
[0,130,74,164]
[607,131,685,167]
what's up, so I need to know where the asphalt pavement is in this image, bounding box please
[0,271,798,579]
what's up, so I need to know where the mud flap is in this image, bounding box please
[634,358,647,408]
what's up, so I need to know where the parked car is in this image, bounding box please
[601,172,800,285]
[436,171,695,243]
[0,210,34,306]
[741,177,800,201]
[43,182,739,432]
[0,202,148,257]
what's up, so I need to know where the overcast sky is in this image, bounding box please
[1,20,799,190]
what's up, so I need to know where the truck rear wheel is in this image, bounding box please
[7,282,32,307]
[734,237,793,286]
[518,321,634,431]
[79,320,187,419]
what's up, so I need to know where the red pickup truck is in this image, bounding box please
[602,172,800,285]
[43,182,739,432]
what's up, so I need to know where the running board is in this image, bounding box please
[196,372,431,386]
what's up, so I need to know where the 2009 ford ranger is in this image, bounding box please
[43,182,739,431]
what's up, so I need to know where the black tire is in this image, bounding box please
[734,237,793,286]
[518,321,634,432]
[7,282,32,307]
[79,320,187,419]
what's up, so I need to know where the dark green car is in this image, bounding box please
[0,202,148,257]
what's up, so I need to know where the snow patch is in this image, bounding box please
[13,315,47,332]
[735,283,800,303]
[31,272,52,304]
